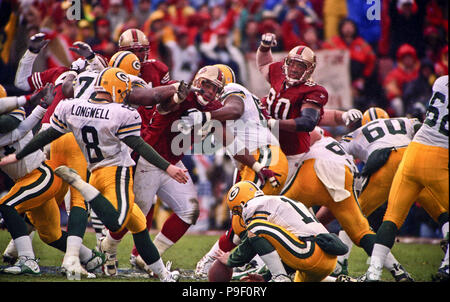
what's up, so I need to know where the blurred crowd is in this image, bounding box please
[0,0,448,236]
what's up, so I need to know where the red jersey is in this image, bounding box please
[137,59,170,134]
[26,66,70,124]
[264,61,328,156]
[142,93,222,164]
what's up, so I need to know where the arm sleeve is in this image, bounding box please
[0,114,21,134]
[0,106,46,147]
[293,107,321,132]
[14,50,38,91]
[16,127,63,160]
[0,96,27,115]
[121,135,170,171]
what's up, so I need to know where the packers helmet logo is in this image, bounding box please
[132,60,141,71]
[228,186,240,201]
[116,71,129,83]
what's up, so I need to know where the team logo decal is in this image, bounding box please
[116,71,129,83]
[228,186,240,201]
[132,60,141,71]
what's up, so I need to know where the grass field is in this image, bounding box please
[0,230,444,282]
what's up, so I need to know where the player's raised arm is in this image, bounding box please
[256,33,277,81]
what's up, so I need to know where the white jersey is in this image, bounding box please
[0,108,46,180]
[221,83,279,156]
[50,98,141,171]
[73,70,99,99]
[242,195,329,238]
[413,75,448,149]
[340,117,419,162]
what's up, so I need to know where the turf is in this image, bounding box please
[0,230,444,282]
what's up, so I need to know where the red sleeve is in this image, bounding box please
[27,66,67,90]
[303,85,328,109]
[153,60,170,85]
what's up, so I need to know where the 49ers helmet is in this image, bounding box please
[109,51,141,76]
[192,65,226,106]
[94,67,131,103]
[361,107,390,125]
[226,181,264,216]
[118,29,149,62]
[283,45,316,86]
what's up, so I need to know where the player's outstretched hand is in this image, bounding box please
[166,164,189,184]
[39,83,56,109]
[342,109,363,126]
[0,154,18,166]
[29,33,49,54]
[69,41,95,60]
[213,249,230,266]
[240,273,265,282]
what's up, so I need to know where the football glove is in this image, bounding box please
[70,58,88,74]
[39,83,56,109]
[69,41,95,60]
[260,33,277,48]
[253,162,281,188]
[342,109,363,126]
[172,81,190,104]
[28,33,49,54]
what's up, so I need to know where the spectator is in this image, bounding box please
[403,58,436,112]
[434,45,448,77]
[346,0,381,51]
[142,10,175,65]
[113,15,140,42]
[134,0,152,28]
[423,26,447,64]
[281,7,310,51]
[388,0,427,60]
[257,10,283,52]
[77,20,95,43]
[302,26,323,51]
[86,18,117,60]
[239,19,261,54]
[199,27,247,85]
[383,43,420,116]
[106,0,130,40]
[323,18,377,107]
[168,0,196,27]
[165,26,201,83]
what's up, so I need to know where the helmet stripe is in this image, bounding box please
[297,46,306,55]
[131,29,138,43]
[369,108,378,121]
[95,68,109,86]
[114,52,129,69]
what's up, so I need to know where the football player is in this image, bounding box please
[0,68,187,281]
[0,84,101,277]
[321,107,448,279]
[215,181,348,282]
[11,38,108,278]
[190,64,288,278]
[366,75,449,282]
[280,126,414,281]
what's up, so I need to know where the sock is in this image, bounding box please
[70,179,101,202]
[440,220,449,239]
[369,243,391,275]
[79,245,93,264]
[383,251,400,271]
[67,206,88,238]
[133,230,160,264]
[48,231,68,252]
[376,221,398,249]
[0,205,28,239]
[102,230,122,254]
[14,236,35,258]
[109,227,128,241]
[89,194,121,232]
[65,235,82,258]
[90,209,106,241]
[153,232,175,255]
[249,236,287,276]
[218,228,237,252]
[205,240,222,258]
[359,233,377,256]
[145,257,168,279]
[160,213,190,244]
[131,206,154,257]
[337,230,353,263]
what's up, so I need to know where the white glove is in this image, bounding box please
[267,118,277,129]
[342,109,363,126]
[70,58,87,74]
[260,33,277,48]
[179,108,212,137]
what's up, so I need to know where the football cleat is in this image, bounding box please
[2,239,18,265]
[390,263,414,282]
[194,254,215,279]
[269,274,292,282]
[61,255,96,280]
[55,165,82,186]
[331,259,349,277]
[160,261,180,282]
[364,264,382,282]
[232,260,261,280]
[83,249,106,272]
[431,265,449,282]
[98,237,118,276]
[1,256,40,275]
[336,274,359,282]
